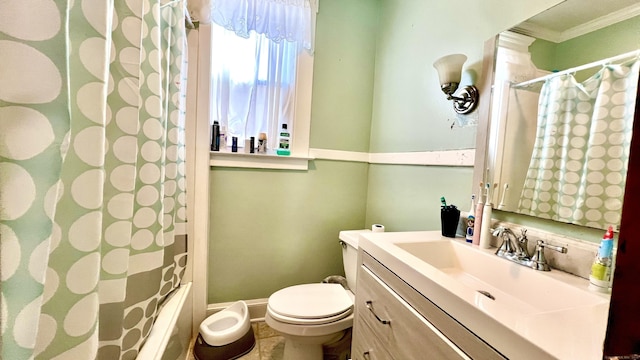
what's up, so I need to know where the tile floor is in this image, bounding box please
[188,321,285,360]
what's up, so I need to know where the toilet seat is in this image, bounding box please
[268,304,352,325]
[267,283,353,325]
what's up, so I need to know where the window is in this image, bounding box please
[210,24,299,151]
[206,0,317,165]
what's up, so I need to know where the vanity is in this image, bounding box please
[350,231,610,360]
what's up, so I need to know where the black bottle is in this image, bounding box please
[211,121,220,151]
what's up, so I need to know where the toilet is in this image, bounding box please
[193,301,255,360]
[265,229,364,360]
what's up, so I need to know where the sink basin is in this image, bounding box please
[356,230,611,360]
[394,239,606,314]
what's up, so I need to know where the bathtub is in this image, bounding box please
[138,282,193,360]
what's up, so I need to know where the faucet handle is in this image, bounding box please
[515,228,530,259]
[492,226,506,236]
[531,240,567,271]
[520,228,527,238]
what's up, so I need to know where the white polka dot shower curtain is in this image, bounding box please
[518,59,640,230]
[0,0,189,359]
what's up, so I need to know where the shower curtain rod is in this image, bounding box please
[512,49,640,88]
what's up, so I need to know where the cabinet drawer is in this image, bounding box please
[361,251,507,360]
[356,265,470,360]
[351,315,393,360]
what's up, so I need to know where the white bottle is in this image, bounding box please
[479,202,493,249]
[219,126,227,150]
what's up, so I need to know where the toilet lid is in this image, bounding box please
[268,283,353,322]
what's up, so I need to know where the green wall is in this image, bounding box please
[208,160,368,303]
[310,0,379,152]
[364,0,561,231]
[530,15,640,80]
[207,0,564,303]
[365,165,473,231]
[207,0,378,303]
[554,16,640,72]
[368,0,561,153]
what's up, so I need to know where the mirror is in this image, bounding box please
[484,0,640,230]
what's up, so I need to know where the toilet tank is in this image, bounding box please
[338,230,368,292]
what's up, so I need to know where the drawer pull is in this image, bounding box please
[363,350,371,359]
[365,300,391,325]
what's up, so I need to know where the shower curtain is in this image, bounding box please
[518,58,640,229]
[0,1,188,359]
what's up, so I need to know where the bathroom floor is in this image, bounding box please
[188,321,285,360]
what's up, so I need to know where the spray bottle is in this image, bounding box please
[589,226,615,293]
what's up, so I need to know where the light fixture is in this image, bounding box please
[433,54,479,114]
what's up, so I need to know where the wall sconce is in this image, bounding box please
[433,54,479,114]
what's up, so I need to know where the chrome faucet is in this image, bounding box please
[492,226,566,271]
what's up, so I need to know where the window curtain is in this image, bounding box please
[206,0,316,149]
[206,0,316,52]
[0,0,189,359]
[210,24,298,149]
[518,59,640,229]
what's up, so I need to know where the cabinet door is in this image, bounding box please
[351,315,394,360]
[356,266,470,360]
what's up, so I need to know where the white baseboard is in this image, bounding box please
[206,298,268,322]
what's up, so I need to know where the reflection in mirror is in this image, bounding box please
[487,1,640,230]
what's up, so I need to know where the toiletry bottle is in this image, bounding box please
[231,136,238,152]
[277,124,290,156]
[472,193,484,245]
[466,194,475,243]
[479,201,493,249]
[589,226,615,293]
[258,133,267,153]
[219,125,227,150]
[211,121,220,151]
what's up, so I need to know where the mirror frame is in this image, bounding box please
[472,36,497,197]
[475,33,640,358]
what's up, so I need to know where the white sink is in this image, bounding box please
[357,230,611,360]
[394,239,605,314]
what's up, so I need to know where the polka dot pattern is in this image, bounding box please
[519,60,639,229]
[2,0,188,358]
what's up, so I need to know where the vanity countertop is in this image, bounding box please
[356,230,611,360]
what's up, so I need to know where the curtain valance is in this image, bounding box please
[205,0,316,51]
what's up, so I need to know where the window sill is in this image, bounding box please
[209,149,314,170]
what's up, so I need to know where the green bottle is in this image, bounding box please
[277,124,290,156]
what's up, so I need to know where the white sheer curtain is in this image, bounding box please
[206,0,316,150]
[210,25,298,149]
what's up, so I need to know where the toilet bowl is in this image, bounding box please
[264,230,365,360]
[265,283,354,360]
[193,301,255,360]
